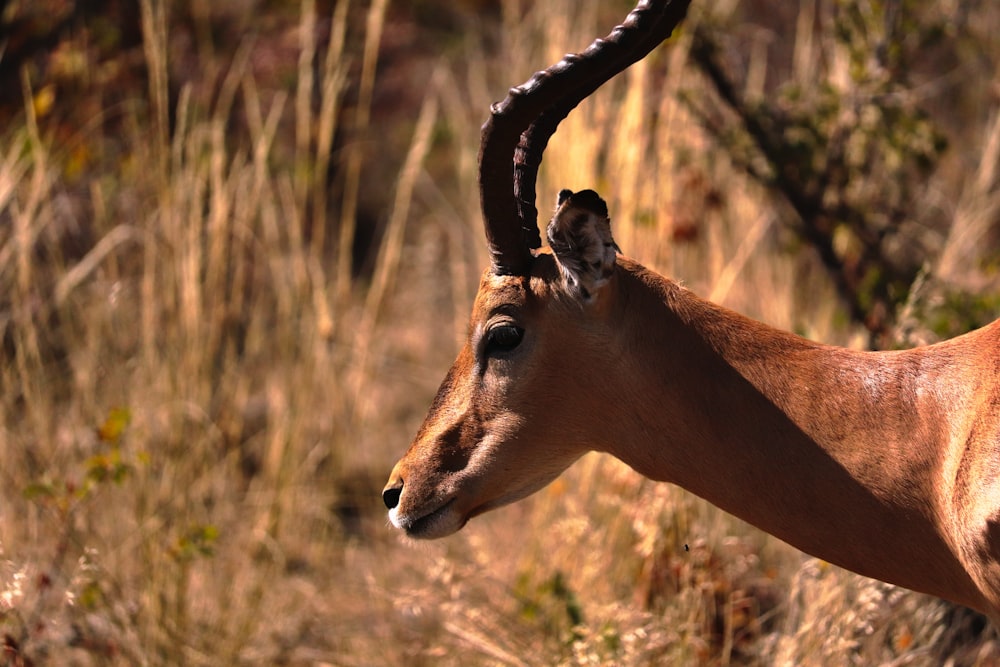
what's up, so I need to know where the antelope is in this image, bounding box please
[382,0,1000,621]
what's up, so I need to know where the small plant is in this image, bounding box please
[0,407,149,665]
[686,0,949,346]
[515,569,585,647]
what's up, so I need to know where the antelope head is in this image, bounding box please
[382,0,691,539]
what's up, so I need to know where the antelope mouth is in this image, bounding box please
[391,498,464,539]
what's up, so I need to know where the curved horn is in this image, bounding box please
[479,0,692,276]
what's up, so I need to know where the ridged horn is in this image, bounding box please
[478,0,692,276]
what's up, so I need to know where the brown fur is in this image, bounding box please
[384,194,1000,620]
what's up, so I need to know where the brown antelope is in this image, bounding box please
[382,0,1000,621]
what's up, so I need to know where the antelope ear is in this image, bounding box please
[547,189,620,301]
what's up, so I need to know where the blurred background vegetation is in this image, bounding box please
[0,0,999,664]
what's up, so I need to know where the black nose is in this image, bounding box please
[382,483,402,510]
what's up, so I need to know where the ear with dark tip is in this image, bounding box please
[547,189,619,301]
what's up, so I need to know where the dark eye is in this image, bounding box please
[485,325,524,355]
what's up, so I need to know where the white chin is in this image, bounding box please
[388,503,463,539]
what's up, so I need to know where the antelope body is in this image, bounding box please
[382,0,1000,620]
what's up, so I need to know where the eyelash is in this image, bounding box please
[484,325,524,356]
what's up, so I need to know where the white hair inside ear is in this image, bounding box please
[547,189,619,301]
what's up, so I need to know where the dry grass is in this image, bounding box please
[1,0,999,665]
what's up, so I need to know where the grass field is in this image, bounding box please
[2,0,1000,664]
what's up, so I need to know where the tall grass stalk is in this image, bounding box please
[336,0,388,319]
[352,73,442,424]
